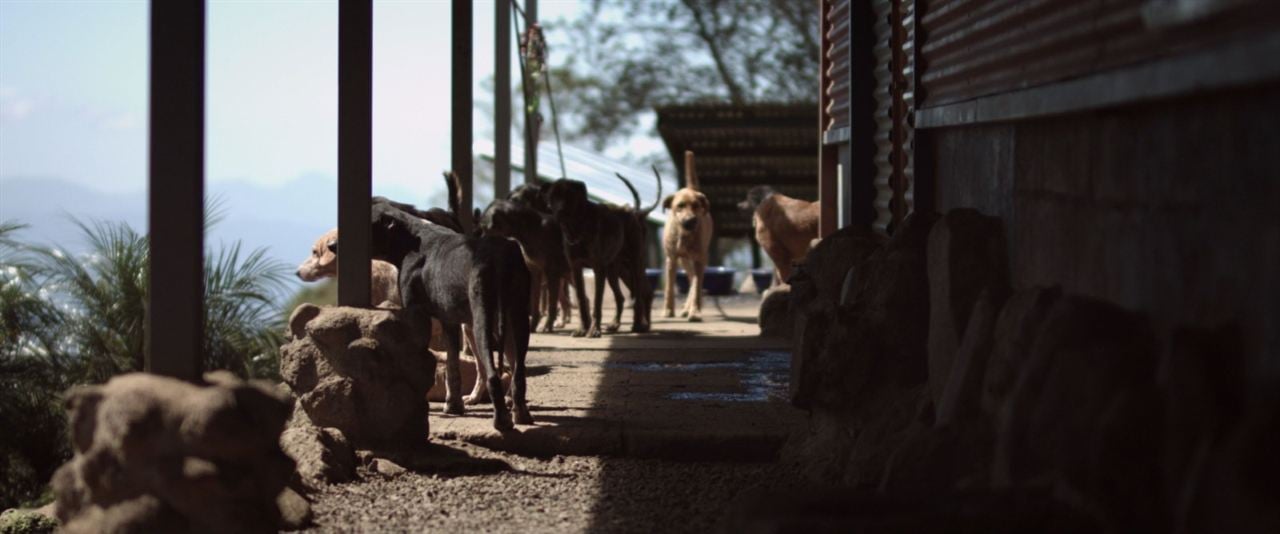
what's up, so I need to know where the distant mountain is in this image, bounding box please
[0,175,440,296]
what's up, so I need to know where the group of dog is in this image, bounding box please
[294,151,726,430]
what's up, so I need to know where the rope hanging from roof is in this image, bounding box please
[510,0,567,180]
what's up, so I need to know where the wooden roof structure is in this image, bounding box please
[655,103,819,238]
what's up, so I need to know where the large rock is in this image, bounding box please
[279,304,435,449]
[758,285,793,339]
[279,426,356,490]
[926,209,1009,408]
[935,288,999,427]
[992,295,1163,530]
[980,286,1061,416]
[51,372,301,533]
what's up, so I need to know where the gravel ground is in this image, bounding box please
[305,439,805,533]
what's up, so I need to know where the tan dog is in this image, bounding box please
[737,186,819,285]
[661,151,714,321]
[296,228,400,305]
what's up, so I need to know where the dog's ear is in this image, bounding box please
[327,239,338,254]
[662,195,673,212]
[695,192,710,212]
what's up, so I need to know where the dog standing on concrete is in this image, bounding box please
[544,178,652,337]
[738,185,820,285]
[661,151,714,321]
[366,199,532,430]
[508,182,574,328]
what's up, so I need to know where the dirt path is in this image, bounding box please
[304,294,805,532]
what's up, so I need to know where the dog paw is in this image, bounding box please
[444,400,465,415]
[604,323,621,333]
[687,315,702,323]
[493,412,515,432]
[587,328,602,338]
[514,408,534,425]
[630,322,651,333]
[540,324,555,333]
[571,329,588,338]
[663,310,675,318]
[463,393,489,405]
[680,310,690,318]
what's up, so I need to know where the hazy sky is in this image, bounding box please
[0,0,583,197]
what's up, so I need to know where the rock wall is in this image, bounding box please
[51,371,307,533]
[279,304,436,449]
[784,208,1280,532]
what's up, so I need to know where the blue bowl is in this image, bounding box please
[751,268,774,293]
[674,266,737,296]
[645,268,662,293]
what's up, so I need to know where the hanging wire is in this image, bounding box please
[509,0,568,180]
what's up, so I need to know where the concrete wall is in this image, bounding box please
[919,85,1280,378]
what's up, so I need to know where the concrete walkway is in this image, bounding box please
[429,293,802,461]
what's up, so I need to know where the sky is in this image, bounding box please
[0,0,584,197]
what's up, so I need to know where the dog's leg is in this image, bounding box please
[443,325,466,415]
[570,266,591,337]
[556,279,572,327]
[528,267,544,333]
[589,266,607,338]
[663,256,678,318]
[627,255,651,333]
[542,272,561,333]
[605,269,623,333]
[470,289,512,431]
[506,306,534,424]
[462,325,489,405]
[689,258,706,321]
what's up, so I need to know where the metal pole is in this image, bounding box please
[147,0,205,380]
[522,0,538,184]
[453,0,474,221]
[338,0,372,307]
[495,0,511,198]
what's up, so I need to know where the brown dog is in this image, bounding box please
[661,151,714,321]
[737,185,819,284]
[296,228,400,306]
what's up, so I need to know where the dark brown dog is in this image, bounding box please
[479,199,570,333]
[543,178,652,337]
[737,185,819,284]
[506,181,574,328]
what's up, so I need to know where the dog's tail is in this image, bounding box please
[613,172,642,211]
[443,170,462,216]
[684,150,700,190]
[645,165,663,214]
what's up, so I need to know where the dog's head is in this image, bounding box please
[543,178,590,221]
[508,182,550,213]
[737,186,775,214]
[663,188,710,232]
[297,228,339,281]
[479,199,523,238]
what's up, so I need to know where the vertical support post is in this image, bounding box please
[147,0,205,380]
[522,0,538,185]
[847,0,878,228]
[817,0,838,237]
[453,0,474,218]
[338,0,372,307]
[494,0,511,197]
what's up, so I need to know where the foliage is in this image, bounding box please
[0,213,290,510]
[544,0,821,151]
[0,508,58,534]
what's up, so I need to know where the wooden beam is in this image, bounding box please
[494,0,512,198]
[522,0,538,184]
[453,0,474,219]
[147,0,205,380]
[338,0,372,307]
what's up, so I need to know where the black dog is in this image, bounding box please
[367,199,533,429]
[543,179,652,337]
[479,199,570,333]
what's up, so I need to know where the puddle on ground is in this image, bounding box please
[606,351,790,403]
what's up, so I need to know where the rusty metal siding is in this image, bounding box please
[873,0,917,233]
[918,0,1280,107]
[826,0,852,135]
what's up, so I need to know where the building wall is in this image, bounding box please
[919,84,1280,377]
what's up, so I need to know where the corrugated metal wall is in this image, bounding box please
[873,0,916,233]
[917,0,1280,107]
[825,0,852,135]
